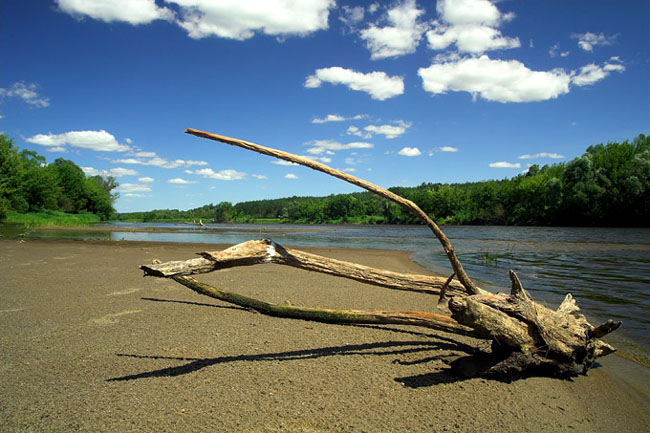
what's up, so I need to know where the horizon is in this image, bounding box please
[1,0,648,213]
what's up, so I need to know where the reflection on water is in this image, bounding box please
[4,222,650,365]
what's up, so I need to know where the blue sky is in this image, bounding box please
[1,0,648,213]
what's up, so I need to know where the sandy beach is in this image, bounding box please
[1,238,648,432]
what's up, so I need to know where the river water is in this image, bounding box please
[6,222,650,366]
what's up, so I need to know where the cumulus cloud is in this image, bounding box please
[312,113,366,124]
[339,5,365,30]
[118,183,152,193]
[418,55,571,103]
[82,166,138,177]
[398,147,422,157]
[360,0,428,59]
[426,0,519,54]
[306,139,373,155]
[549,44,570,58]
[305,67,404,100]
[56,0,334,41]
[0,82,50,108]
[168,177,198,184]
[571,59,625,86]
[251,174,268,180]
[272,160,298,166]
[195,168,246,180]
[439,146,459,152]
[171,0,334,40]
[114,154,208,169]
[364,121,411,139]
[138,176,155,183]
[27,130,131,152]
[56,0,174,25]
[346,126,372,139]
[572,32,618,52]
[518,152,564,160]
[285,173,298,179]
[489,161,520,168]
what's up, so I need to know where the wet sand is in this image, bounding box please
[1,238,648,432]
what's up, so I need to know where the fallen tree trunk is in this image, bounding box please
[172,275,479,336]
[141,239,468,297]
[138,129,622,379]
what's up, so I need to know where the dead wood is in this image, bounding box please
[141,239,467,297]
[172,275,479,336]
[184,128,481,296]
[138,128,623,380]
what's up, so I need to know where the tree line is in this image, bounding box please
[118,134,649,227]
[0,134,119,220]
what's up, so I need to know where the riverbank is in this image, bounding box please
[1,238,648,432]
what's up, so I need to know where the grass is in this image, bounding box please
[4,210,102,227]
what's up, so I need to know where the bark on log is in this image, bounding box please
[172,275,479,336]
[184,128,481,296]
[141,239,468,297]
[448,271,621,377]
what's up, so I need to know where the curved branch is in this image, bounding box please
[173,275,480,337]
[184,128,481,295]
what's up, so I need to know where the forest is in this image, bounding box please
[118,134,649,227]
[0,133,118,221]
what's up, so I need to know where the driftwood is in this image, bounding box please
[140,129,621,379]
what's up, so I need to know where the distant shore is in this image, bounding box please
[1,238,649,432]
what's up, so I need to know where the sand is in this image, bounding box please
[1,238,648,432]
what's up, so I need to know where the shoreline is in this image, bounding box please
[1,238,648,432]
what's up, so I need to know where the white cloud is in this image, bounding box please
[312,114,367,124]
[124,138,133,144]
[518,152,565,160]
[251,174,268,180]
[134,151,156,157]
[168,177,198,184]
[571,60,625,86]
[285,173,298,179]
[272,160,298,166]
[398,147,422,157]
[364,121,411,139]
[418,55,571,103]
[342,167,357,172]
[45,146,68,153]
[572,32,618,52]
[138,176,155,183]
[312,114,345,124]
[489,161,520,168]
[56,0,174,25]
[82,166,138,177]
[359,0,428,59]
[171,0,334,40]
[305,67,404,100]
[114,154,208,169]
[0,82,50,108]
[346,126,372,139]
[549,44,569,58]
[27,129,131,152]
[195,168,246,180]
[339,5,365,30]
[426,0,519,54]
[118,183,152,193]
[123,193,151,198]
[439,146,459,152]
[306,139,373,155]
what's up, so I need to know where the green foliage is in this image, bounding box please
[5,210,101,227]
[0,134,118,223]
[116,134,649,228]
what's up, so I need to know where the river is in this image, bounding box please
[5,222,650,366]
